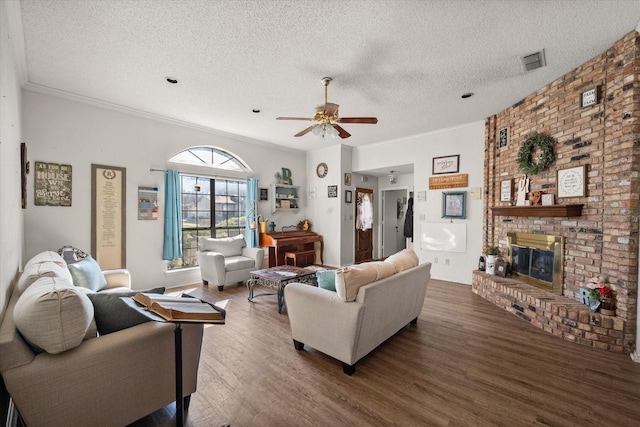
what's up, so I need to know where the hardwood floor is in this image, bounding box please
[130,279,640,427]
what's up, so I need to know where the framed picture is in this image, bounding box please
[34,161,72,206]
[308,187,317,199]
[328,185,338,198]
[91,164,126,270]
[442,191,466,219]
[259,188,268,201]
[498,127,509,149]
[344,173,352,186]
[345,190,352,203]
[500,179,512,202]
[557,165,586,198]
[495,259,508,277]
[432,154,460,175]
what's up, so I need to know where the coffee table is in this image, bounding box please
[247,265,317,313]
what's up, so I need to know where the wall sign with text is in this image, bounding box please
[34,161,72,206]
[580,86,600,108]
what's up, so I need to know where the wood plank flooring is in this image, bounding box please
[129,279,640,427]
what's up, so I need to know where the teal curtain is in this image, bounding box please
[246,178,258,248]
[162,170,183,260]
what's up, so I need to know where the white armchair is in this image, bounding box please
[197,234,264,291]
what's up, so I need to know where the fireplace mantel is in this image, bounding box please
[492,204,583,217]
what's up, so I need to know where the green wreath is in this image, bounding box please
[517,132,555,175]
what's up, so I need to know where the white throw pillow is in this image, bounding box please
[13,276,94,354]
[369,261,396,281]
[385,248,419,273]
[199,234,246,257]
[17,261,72,294]
[24,250,66,270]
[335,263,378,302]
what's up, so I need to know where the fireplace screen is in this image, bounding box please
[512,246,554,283]
[507,232,564,295]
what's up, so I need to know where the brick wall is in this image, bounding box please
[481,30,640,353]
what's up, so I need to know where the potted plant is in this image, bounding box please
[586,277,615,315]
[484,246,500,275]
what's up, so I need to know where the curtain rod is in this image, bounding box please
[150,168,165,172]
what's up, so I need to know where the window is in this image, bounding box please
[175,175,247,269]
[169,146,249,172]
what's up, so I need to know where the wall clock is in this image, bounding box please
[316,162,328,178]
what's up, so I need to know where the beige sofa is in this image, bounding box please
[197,234,264,291]
[0,251,204,426]
[284,249,431,375]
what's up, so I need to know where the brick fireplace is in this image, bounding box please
[477,30,639,354]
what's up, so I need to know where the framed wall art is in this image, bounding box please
[34,161,72,206]
[432,154,460,175]
[442,191,466,219]
[259,187,269,201]
[500,179,512,202]
[91,164,126,270]
[557,165,586,198]
[345,190,352,203]
[344,173,352,186]
[328,185,338,198]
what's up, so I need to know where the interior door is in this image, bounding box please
[355,187,374,263]
[382,189,407,257]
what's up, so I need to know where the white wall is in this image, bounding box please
[305,144,342,267]
[22,91,307,289]
[353,121,485,284]
[0,0,26,307]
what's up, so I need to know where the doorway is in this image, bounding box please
[381,188,408,258]
[354,187,374,263]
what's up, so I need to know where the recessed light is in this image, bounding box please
[252,109,261,113]
[461,92,474,99]
[166,77,179,84]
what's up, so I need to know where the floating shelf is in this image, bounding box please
[491,204,583,217]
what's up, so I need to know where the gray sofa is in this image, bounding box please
[285,249,431,375]
[0,251,204,426]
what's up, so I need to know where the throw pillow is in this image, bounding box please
[385,248,419,273]
[68,256,108,292]
[316,270,336,292]
[198,234,246,257]
[335,263,378,302]
[87,287,165,335]
[369,261,396,281]
[13,276,94,354]
[17,261,72,294]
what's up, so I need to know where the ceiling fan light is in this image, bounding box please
[312,124,321,135]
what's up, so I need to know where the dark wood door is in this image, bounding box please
[355,187,374,263]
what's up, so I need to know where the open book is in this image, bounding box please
[132,293,228,323]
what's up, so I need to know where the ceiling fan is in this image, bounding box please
[277,77,378,139]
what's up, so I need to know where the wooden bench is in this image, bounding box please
[284,250,315,267]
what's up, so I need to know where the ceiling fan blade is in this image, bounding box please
[276,116,314,121]
[337,117,378,124]
[333,124,351,139]
[294,125,316,137]
[324,103,339,116]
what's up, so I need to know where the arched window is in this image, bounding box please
[167,146,251,269]
[168,146,250,172]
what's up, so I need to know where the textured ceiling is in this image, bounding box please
[13,0,640,152]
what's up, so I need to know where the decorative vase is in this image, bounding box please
[486,255,497,275]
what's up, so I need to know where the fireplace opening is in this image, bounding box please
[507,232,564,294]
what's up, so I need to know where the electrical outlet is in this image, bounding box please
[434,257,438,264]
[445,259,450,265]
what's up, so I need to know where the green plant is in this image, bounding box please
[517,132,556,175]
[484,246,500,256]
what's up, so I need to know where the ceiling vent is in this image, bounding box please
[522,49,546,72]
